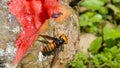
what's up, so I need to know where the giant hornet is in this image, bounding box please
[39,34,68,56]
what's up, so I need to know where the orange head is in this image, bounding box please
[60,34,68,44]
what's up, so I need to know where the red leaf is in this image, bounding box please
[8,0,62,64]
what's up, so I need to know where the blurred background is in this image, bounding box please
[69,0,120,68]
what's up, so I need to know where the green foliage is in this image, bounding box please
[107,4,120,18]
[79,12,102,33]
[69,0,120,68]
[80,12,102,26]
[112,0,120,3]
[79,0,108,14]
[88,37,102,53]
[68,52,88,68]
[103,27,120,40]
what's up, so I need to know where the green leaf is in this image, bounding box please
[79,0,108,14]
[105,39,115,48]
[100,0,109,3]
[112,0,120,3]
[110,46,119,58]
[110,59,119,68]
[89,13,102,22]
[98,7,108,14]
[116,53,120,60]
[107,4,120,18]
[69,52,88,68]
[103,27,120,40]
[80,0,104,10]
[93,55,101,67]
[80,12,102,26]
[110,46,118,53]
[103,52,113,61]
[76,52,88,62]
[88,37,102,53]
[89,26,98,33]
[117,42,120,47]
[70,58,86,68]
[107,4,120,13]
[75,61,86,68]
[96,54,108,63]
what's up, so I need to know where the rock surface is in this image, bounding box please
[0,0,20,68]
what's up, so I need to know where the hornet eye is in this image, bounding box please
[52,12,63,18]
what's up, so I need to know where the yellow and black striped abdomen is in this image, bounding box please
[40,42,56,54]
